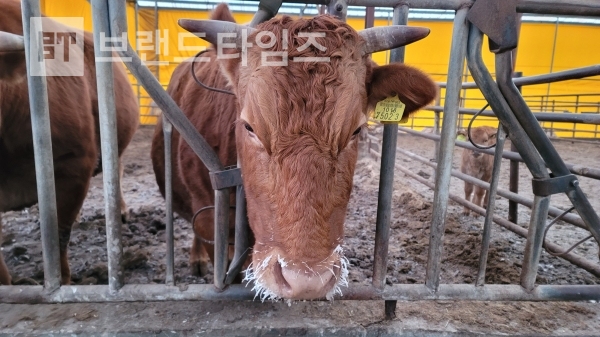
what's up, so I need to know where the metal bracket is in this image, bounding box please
[467,0,519,53]
[210,167,243,190]
[532,174,579,197]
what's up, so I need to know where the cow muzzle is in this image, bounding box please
[244,245,349,301]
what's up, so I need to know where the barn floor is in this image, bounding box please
[2,126,600,336]
[2,299,600,336]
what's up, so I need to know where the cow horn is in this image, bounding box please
[0,31,25,52]
[359,26,430,55]
[178,19,255,49]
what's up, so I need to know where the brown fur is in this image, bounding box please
[460,126,497,215]
[152,4,437,298]
[0,0,139,285]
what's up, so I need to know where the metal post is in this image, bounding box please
[225,184,250,285]
[213,189,230,290]
[372,4,409,319]
[365,6,375,28]
[476,125,507,286]
[91,0,124,292]
[162,115,174,286]
[425,7,469,291]
[509,72,523,223]
[372,4,409,290]
[433,95,441,163]
[520,196,551,290]
[20,0,61,291]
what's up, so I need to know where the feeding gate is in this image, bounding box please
[1,0,600,318]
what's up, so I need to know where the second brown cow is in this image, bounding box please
[460,126,497,215]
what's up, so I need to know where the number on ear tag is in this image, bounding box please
[373,95,407,123]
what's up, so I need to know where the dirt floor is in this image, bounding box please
[2,126,600,336]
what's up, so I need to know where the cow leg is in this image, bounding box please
[119,160,129,223]
[463,182,473,215]
[55,177,91,285]
[473,185,486,210]
[0,215,11,285]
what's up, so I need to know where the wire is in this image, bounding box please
[191,205,237,246]
[542,206,593,257]
[467,103,498,150]
[191,49,235,96]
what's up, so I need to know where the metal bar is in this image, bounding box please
[424,106,600,124]
[91,0,124,292]
[396,164,600,278]
[372,3,408,290]
[433,96,441,163]
[106,0,224,173]
[225,184,250,285]
[425,7,469,292]
[20,0,61,291]
[364,6,375,29]
[399,126,600,181]
[213,189,230,290]
[162,115,174,286]
[437,64,600,89]
[517,0,600,16]
[2,284,600,303]
[495,51,600,251]
[476,126,506,286]
[508,140,519,223]
[394,147,588,231]
[345,0,474,10]
[520,196,551,290]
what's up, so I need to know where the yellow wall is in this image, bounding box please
[40,1,600,137]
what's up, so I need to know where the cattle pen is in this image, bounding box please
[2,0,600,326]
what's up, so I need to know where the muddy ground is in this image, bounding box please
[2,126,600,335]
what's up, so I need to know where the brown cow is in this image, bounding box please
[0,0,139,285]
[152,4,437,300]
[460,126,497,215]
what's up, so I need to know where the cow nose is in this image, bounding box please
[273,261,336,300]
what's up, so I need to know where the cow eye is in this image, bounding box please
[352,127,362,137]
[244,123,254,133]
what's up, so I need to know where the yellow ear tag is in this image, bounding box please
[457,134,467,142]
[373,95,407,123]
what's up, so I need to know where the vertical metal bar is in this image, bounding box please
[134,1,141,113]
[225,183,250,285]
[476,125,507,286]
[424,8,469,291]
[508,140,519,223]
[365,6,375,29]
[372,4,409,290]
[154,0,159,81]
[213,189,230,290]
[433,95,441,163]
[20,0,61,291]
[520,196,551,290]
[91,0,124,292]
[508,72,522,224]
[162,115,174,286]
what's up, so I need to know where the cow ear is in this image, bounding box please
[366,63,438,117]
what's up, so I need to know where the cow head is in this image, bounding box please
[466,126,497,158]
[180,12,437,301]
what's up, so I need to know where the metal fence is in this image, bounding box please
[2,0,600,320]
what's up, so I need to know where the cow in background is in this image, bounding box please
[152,4,437,300]
[0,0,139,285]
[460,126,497,215]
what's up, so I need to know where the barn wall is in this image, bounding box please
[40,1,600,137]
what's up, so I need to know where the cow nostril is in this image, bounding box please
[273,261,291,291]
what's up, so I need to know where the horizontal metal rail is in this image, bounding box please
[438,64,600,89]
[398,126,600,180]
[424,106,600,124]
[394,147,588,231]
[2,283,600,303]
